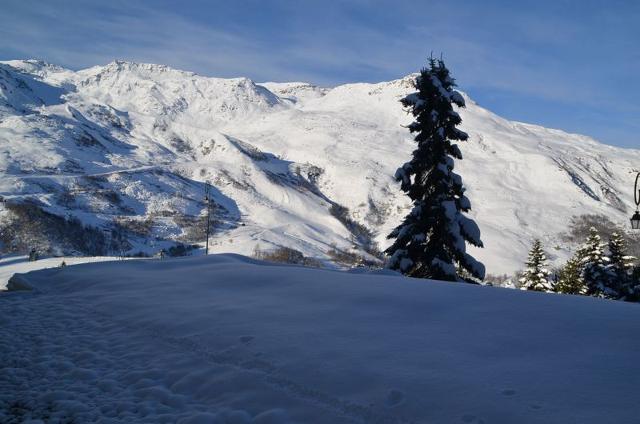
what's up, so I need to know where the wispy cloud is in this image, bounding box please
[1,0,638,147]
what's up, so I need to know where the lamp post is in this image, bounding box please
[632,172,640,230]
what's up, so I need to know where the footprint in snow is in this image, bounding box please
[385,389,405,408]
[239,335,254,344]
[461,414,485,424]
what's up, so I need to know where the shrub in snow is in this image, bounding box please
[167,243,194,257]
[328,204,379,257]
[1,200,108,256]
[385,58,484,282]
[253,245,322,268]
[254,245,304,264]
[113,216,155,238]
[325,243,378,268]
[519,239,554,292]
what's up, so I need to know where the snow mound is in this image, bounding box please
[2,255,639,423]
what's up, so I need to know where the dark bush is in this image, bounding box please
[253,245,322,268]
[329,203,382,258]
[167,243,195,257]
[1,200,106,255]
[114,216,154,237]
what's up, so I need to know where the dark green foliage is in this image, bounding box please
[555,254,587,295]
[628,267,640,301]
[551,228,640,302]
[385,58,484,281]
[608,232,637,299]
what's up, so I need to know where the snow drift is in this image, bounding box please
[2,254,639,423]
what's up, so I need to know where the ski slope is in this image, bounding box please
[1,60,639,273]
[2,254,639,423]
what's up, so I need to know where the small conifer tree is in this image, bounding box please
[580,227,614,298]
[385,58,484,282]
[628,266,640,301]
[555,254,586,295]
[607,232,636,298]
[519,239,554,292]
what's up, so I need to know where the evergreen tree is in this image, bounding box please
[580,227,614,298]
[607,232,636,298]
[555,254,586,295]
[385,58,484,282]
[519,239,554,292]
[628,266,640,301]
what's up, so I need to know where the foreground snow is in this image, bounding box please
[2,254,639,423]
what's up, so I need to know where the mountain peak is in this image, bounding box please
[79,60,198,80]
[0,59,71,77]
[0,59,638,274]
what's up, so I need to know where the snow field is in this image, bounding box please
[2,254,639,423]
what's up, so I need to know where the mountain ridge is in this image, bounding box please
[1,59,638,274]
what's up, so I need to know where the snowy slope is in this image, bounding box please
[1,59,639,273]
[3,254,640,423]
[0,254,143,290]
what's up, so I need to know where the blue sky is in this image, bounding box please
[1,0,638,148]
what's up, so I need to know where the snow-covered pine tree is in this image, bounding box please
[608,232,636,299]
[386,58,484,282]
[629,266,640,302]
[555,254,586,295]
[580,227,614,298]
[519,239,554,292]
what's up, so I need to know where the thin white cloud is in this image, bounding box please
[1,0,638,147]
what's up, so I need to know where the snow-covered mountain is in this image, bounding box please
[1,59,638,273]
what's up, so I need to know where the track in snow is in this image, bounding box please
[0,290,400,424]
